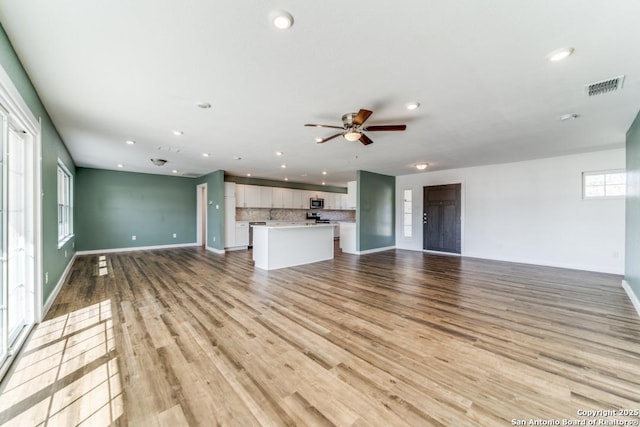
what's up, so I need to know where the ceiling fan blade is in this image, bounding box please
[353,109,373,126]
[359,133,374,145]
[363,124,407,131]
[305,124,345,130]
[317,133,343,144]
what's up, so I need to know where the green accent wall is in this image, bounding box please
[197,170,225,251]
[356,170,395,252]
[625,110,640,303]
[225,175,346,193]
[0,24,76,304]
[75,168,196,251]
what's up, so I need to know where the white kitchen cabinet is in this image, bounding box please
[340,193,348,210]
[244,185,261,207]
[224,196,236,247]
[260,186,273,208]
[347,181,357,209]
[281,188,293,208]
[272,187,293,208]
[224,182,236,197]
[235,222,249,247]
[292,190,303,209]
[235,184,245,207]
[325,193,337,210]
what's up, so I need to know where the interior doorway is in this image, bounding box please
[423,184,461,254]
[196,184,207,247]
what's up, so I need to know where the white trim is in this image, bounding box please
[0,65,39,134]
[224,246,247,251]
[356,245,395,255]
[42,254,78,319]
[622,280,640,318]
[76,242,199,255]
[196,183,207,246]
[206,246,225,254]
[0,323,35,381]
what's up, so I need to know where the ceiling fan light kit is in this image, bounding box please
[305,108,406,146]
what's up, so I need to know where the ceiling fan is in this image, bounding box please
[305,109,406,145]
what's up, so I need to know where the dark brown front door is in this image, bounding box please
[423,184,461,253]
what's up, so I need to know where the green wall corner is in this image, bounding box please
[625,109,640,307]
[197,170,225,251]
[356,170,395,252]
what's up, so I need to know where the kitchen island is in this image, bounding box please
[252,224,335,270]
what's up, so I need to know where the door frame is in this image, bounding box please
[196,183,208,246]
[422,181,464,255]
[0,64,42,381]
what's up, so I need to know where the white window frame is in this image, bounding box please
[57,160,73,246]
[582,169,626,200]
[403,189,412,237]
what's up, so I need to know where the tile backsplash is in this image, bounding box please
[236,208,355,222]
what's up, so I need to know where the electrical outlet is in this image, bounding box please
[215,204,219,209]
[132,235,137,241]
[64,250,67,258]
[173,233,177,238]
[45,272,49,284]
[213,236,216,242]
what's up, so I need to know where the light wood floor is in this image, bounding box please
[1,246,640,426]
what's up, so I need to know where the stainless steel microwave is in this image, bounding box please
[310,198,324,209]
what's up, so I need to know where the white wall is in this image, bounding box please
[396,149,625,274]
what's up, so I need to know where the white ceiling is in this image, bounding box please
[1,1,639,187]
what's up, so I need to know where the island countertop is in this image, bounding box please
[252,223,334,270]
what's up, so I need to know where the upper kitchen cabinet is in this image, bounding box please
[236,184,261,208]
[347,181,357,209]
[260,186,273,208]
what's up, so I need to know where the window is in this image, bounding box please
[57,161,73,245]
[403,189,412,237]
[583,170,626,199]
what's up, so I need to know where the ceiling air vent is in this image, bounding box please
[585,75,625,96]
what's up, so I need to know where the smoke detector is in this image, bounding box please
[585,76,625,96]
[150,158,168,166]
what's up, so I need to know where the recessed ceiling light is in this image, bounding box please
[276,151,283,156]
[172,130,184,136]
[117,163,124,168]
[560,113,579,121]
[202,153,210,157]
[234,156,242,160]
[172,169,178,174]
[196,102,211,109]
[284,177,288,181]
[271,10,294,30]
[416,163,428,170]
[125,140,135,145]
[547,47,574,62]
[322,182,326,185]
[322,171,327,175]
[315,137,323,143]
[406,102,420,110]
[246,173,251,177]
[281,164,287,168]
[301,173,307,177]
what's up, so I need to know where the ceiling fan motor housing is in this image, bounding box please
[342,113,357,128]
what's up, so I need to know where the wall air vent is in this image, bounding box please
[585,75,625,96]
[181,173,201,178]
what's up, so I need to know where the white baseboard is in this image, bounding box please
[224,246,247,252]
[423,250,461,256]
[42,253,78,320]
[622,280,640,318]
[206,246,225,254]
[76,242,199,255]
[356,246,395,255]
